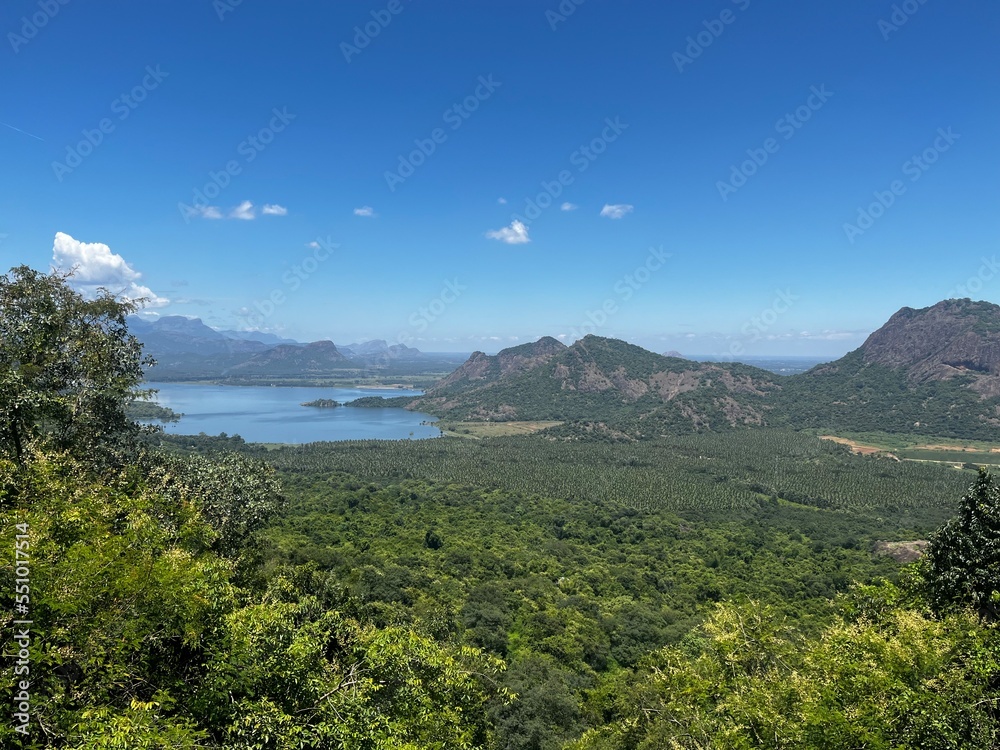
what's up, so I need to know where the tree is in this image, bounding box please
[924,467,1000,620]
[147,451,286,561]
[0,266,151,465]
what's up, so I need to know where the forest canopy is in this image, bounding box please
[2,268,1000,748]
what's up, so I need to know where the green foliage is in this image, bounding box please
[924,467,1000,620]
[415,337,779,436]
[775,350,1000,440]
[1,448,506,747]
[300,398,340,408]
[5,269,1000,747]
[126,400,182,423]
[198,591,505,749]
[0,451,230,746]
[347,395,416,409]
[571,596,1000,749]
[238,429,967,523]
[147,451,286,560]
[259,459,947,748]
[0,266,152,466]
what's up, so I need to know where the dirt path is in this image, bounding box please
[819,436,884,455]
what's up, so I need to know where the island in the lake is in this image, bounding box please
[128,400,183,423]
[301,399,341,408]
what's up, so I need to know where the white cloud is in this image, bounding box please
[51,232,169,308]
[187,201,282,220]
[190,205,223,220]
[561,202,578,211]
[802,330,861,341]
[306,241,321,249]
[600,203,634,219]
[497,197,507,204]
[486,220,530,245]
[230,201,256,220]
[353,206,376,217]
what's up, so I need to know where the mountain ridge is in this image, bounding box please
[400,299,1000,440]
[410,334,781,436]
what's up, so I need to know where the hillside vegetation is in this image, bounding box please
[6,268,1000,748]
[368,300,1000,442]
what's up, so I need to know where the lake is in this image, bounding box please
[148,383,441,443]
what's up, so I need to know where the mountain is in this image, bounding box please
[776,299,1000,439]
[132,316,270,357]
[433,336,568,389]
[398,300,1000,441]
[341,340,423,360]
[217,330,298,346]
[853,299,1000,396]
[662,350,686,359]
[129,317,430,379]
[389,342,422,358]
[408,335,780,436]
[223,340,350,377]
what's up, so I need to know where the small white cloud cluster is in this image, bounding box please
[600,203,633,219]
[486,220,531,245]
[189,201,288,220]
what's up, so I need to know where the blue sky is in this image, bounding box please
[1,0,998,356]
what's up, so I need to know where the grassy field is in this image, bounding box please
[818,431,1000,466]
[814,429,1000,451]
[895,448,1000,465]
[437,420,563,438]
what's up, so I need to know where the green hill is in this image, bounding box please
[403,300,1000,441]
[775,300,1000,440]
[409,335,781,437]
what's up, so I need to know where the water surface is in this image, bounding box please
[150,383,440,443]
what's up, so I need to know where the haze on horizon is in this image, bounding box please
[1,1,997,357]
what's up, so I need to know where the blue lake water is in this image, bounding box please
[148,384,441,443]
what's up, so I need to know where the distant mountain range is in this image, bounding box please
[134,301,1000,440]
[395,299,1000,441]
[129,316,425,379]
[340,339,422,361]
